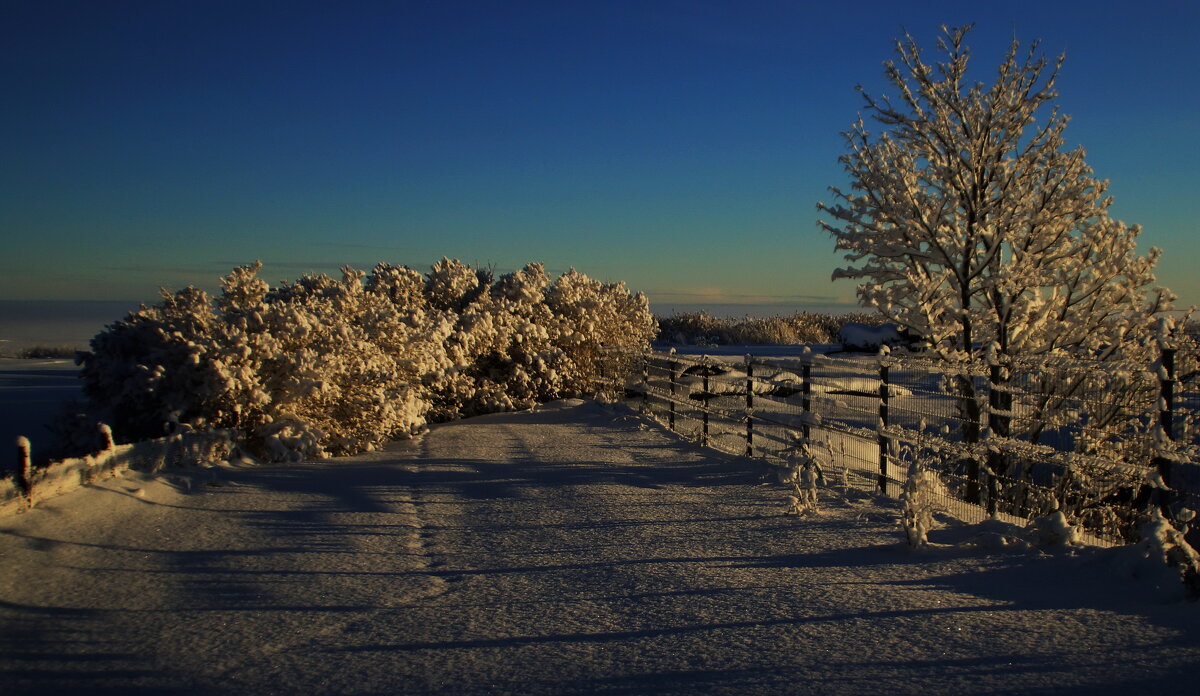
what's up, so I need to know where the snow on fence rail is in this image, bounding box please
[621,347,1200,546]
[2,428,236,517]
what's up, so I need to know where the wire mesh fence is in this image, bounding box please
[613,347,1200,546]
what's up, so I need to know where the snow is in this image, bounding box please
[2,399,1199,694]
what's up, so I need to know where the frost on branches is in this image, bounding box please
[819,25,1173,369]
[77,259,655,462]
[818,25,1184,522]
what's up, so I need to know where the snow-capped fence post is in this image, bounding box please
[1159,346,1177,445]
[701,369,710,447]
[986,361,1011,516]
[878,363,890,494]
[640,357,649,414]
[16,436,32,504]
[801,360,812,442]
[745,355,754,457]
[960,372,983,506]
[1154,345,1178,509]
[667,358,678,432]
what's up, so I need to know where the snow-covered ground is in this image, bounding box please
[2,399,1198,694]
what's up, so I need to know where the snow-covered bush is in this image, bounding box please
[80,285,222,442]
[782,434,823,516]
[1025,509,1080,549]
[901,462,945,549]
[1136,508,1200,598]
[546,269,656,395]
[428,262,562,418]
[77,259,653,461]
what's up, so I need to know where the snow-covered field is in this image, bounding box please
[2,399,1198,694]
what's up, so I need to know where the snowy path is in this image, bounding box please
[2,400,1200,694]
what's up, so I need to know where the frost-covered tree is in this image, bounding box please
[821,26,1176,451]
[820,25,1172,366]
[819,25,1180,514]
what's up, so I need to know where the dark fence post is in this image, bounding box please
[986,362,1011,516]
[17,436,32,504]
[802,361,812,442]
[878,363,889,494]
[962,370,983,505]
[1157,346,1177,493]
[745,355,754,457]
[668,358,678,432]
[702,369,710,448]
[640,355,649,414]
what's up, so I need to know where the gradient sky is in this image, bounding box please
[3,0,1198,315]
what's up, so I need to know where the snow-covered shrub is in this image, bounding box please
[428,262,560,418]
[782,433,823,515]
[425,257,491,313]
[902,461,946,549]
[81,262,451,460]
[1136,508,1200,598]
[80,285,222,442]
[77,259,653,461]
[1025,510,1081,548]
[425,263,655,419]
[546,268,656,395]
[235,268,450,458]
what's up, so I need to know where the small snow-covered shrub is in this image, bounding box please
[782,434,823,515]
[1136,508,1200,598]
[1025,509,1081,548]
[80,285,222,442]
[902,462,946,549]
[77,259,653,461]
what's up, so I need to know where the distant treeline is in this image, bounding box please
[655,311,886,346]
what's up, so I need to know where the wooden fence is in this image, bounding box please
[622,346,1200,545]
[3,427,236,517]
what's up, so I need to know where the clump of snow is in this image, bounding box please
[1026,509,1081,548]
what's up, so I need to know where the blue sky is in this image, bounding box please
[3,0,1198,315]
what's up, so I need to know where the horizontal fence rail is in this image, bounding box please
[622,347,1200,546]
[3,428,237,516]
